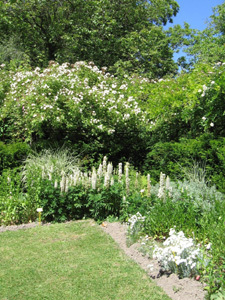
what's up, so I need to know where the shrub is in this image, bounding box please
[0,169,35,225]
[143,136,225,192]
[87,183,124,221]
[0,141,30,173]
[0,36,29,69]
[1,62,149,165]
[143,138,208,181]
[38,181,89,223]
[144,63,225,141]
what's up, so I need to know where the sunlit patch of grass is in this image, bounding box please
[0,220,171,300]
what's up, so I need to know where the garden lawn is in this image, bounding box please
[0,220,170,300]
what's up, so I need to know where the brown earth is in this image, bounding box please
[101,221,207,300]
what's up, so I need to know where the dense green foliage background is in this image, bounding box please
[0,0,225,190]
[0,0,179,77]
[0,1,225,298]
[1,60,224,191]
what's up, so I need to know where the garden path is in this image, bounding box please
[101,221,206,300]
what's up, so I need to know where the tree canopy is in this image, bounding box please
[167,2,225,68]
[0,0,179,77]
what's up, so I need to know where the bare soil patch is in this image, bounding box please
[0,222,51,233]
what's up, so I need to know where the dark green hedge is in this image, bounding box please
[143,135,225,192]
[0,142,30,172]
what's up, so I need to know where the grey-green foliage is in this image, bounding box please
[174,160,224,211]
[171,180,224,212]
[150,173,224,213]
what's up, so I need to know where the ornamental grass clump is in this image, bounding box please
[153,228,201,278]
[22,148,79,184]
[22,148,80,205]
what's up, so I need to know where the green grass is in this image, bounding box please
[0,220,171,300]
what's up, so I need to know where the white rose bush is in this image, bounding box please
[0,61,149,164]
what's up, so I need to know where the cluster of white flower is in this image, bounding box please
[157,172,172,199]
[125,162,130,194]
[158,172,166,199]
[3,61,149,140]
[127,212,146,235]
[153,228,201,278]
[39,156,151,197]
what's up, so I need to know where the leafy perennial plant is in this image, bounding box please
[153,228,202,278]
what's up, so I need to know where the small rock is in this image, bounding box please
[195,275,201,281]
